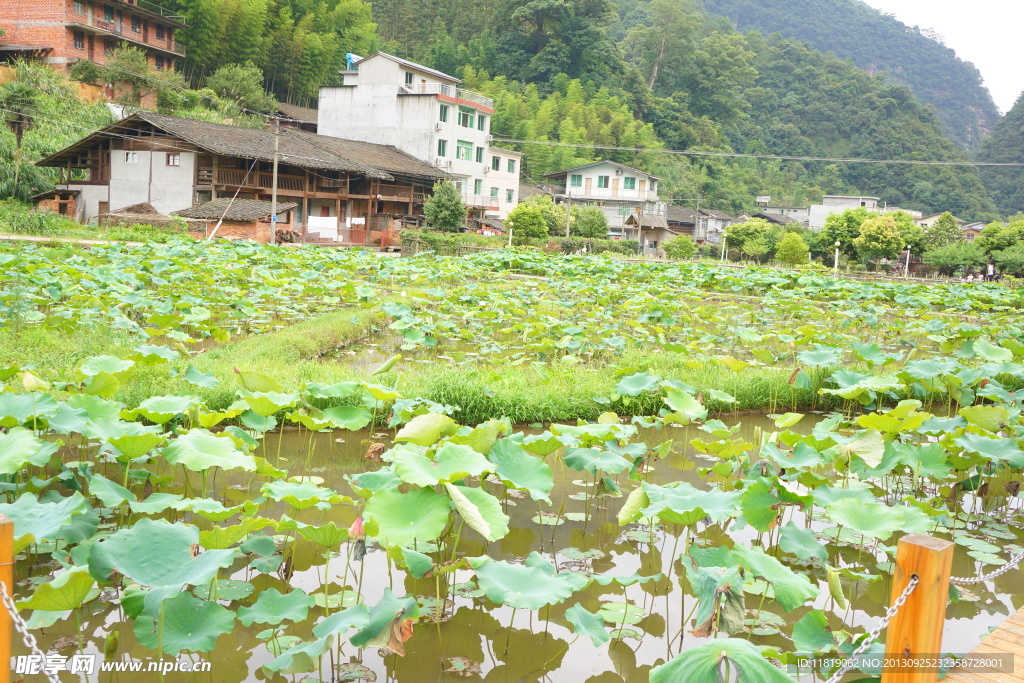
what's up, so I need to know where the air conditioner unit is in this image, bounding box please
[486,135,494,142]
[434,122,444,131]
[615,169,622,175]
[483,166,490,174]
[434,158,452,168]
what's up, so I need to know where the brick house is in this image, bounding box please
[173,199,298,243]
[0,0,185,72]
[36,111,447,243]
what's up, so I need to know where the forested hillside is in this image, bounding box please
[977,94,1024,217]
[697,0,1000,150]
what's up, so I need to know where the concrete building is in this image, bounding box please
[485,147,522,219]
[665,206,734,244]
[541,161,665,237]
[807,195,921,229]
[318,52,518,219]
[35,111,446,244]
[0,0,185,71]
[916,212,965,228]
[753,196,810,227]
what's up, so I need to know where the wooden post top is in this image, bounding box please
[899,534,955,553]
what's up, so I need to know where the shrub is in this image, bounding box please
[423,180,467,233]
[663,235,696,260]
[571,206,610,238]
[775,232,810,265]
[506,203,549,239]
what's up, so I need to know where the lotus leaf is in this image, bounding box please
[485,439,553,503]
[394,442,492,486]
[130,395,200,424]
[364,487,450,548]
[955,433,1024,468]
[469,552,590,610]
[238,587,315,626]
[349,588,420,653]
[163,429,256,472]
[779,521,828,562]
[134,591,235,654]
[0,427,57,474]
[322,405,372,430]
[732,545,819,611]
[88,473,136,508]
[650,638,793,682]
[0,492,89,553]
[17,567,95,611]
[563,447,632,475]
[394,412,458,445]
[445,483,509,541]
[260,480,346,510]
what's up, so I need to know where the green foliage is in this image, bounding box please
[994,244,1024,277]
[774,231,809,265]
[977,220,1024,255]
[922,241,987,274]
[722,218,772,256]
[506,202,550,239]
[663,234,696,260]
[924,212,964,248]
[71,47,189,109]
[423,180,467,233]
[854,215,905,263]
[819,207,871,258]
[977,93,1024,217]
[571,205,609,238]
[204,63,278,113]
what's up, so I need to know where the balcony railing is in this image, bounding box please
[463,194,499,208]
[70,19,186,56]
[553,186,661,202]
[398,83,493,109]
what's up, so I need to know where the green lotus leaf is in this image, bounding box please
[797,345,842,367]
[234,369,282,393]
[346,468,401,498]
[974,338,1013,363]
[793,609,835,653]
[192,578,255,601]
[349,588,420,650]
[591,572,662,586]
[393,547,433,579]
[739,478,781,532]
[173,498,254,522]
[199,517,277,550]
[895,442,953,479]
[298,521,349,548]
[132,344,180,364]
[129,493,184,514]
[0,392,59,427]
[485,439,553,503]
[88,517,235,587]
[364,487,450,548]
[360,382,402,401]
[262,636,333,674]
[642,483,741,526]
[650,638,793,682]
[824,499,931,541]
[565,604,610,647]
[614,372,660,396]
[88,473,137,508]
[0,492,89,553]
[17,567,95,611]
[134,591,234,654]
[107,432,165,460]
[78,355,135,381]
[394,442,491,486]
[322,405,372,430]
[779,521,828,562]
[312,604,371,639]
[774,413,804,428]
[617,486,649,525]
[732,544,819,611]
[240,391,300,418]
[130,395,201,424]
[521,432,566,456]
[183,366,218,389]
[394,412,458,446]
[958,405,1010,433]
[445,483,509,542]
[469,552,590,610]
[955,433,1024,468]
[838,428,885,468]
[238,587,315,627]
[563,447,632,476]
[598,601,645,625]
[163,429,256,472]
[663,389,708,421]
[0,427,57,474]
[261,480,348,510]
[448,419,508,454]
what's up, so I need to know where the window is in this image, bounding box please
[131,16,141,32]
[491,156,500,171]
[156,24,165,40]
[597,176,610,189]
[124,151,138,164]
[437,139,447,157]
[570,174,582,188]
[507,159,515,174]
[74,0,84,13]
[73,31,85,50]
[103,38,115,56]
[474,179,482,195]
[166,153,180,166]
[457,106,474,128]
[155,55,165,70]
[456,140,473,161]
[506,189,514,203]
[477,114,486,131]
[623,177,636,190]
[439,104,449,122]
[965,233,975,241]
[475,146,484,163]
[104,5,114,22]
[405,71,414,85]
[490,187,498,199]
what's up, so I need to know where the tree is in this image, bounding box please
[853,215,905,263]
[994,244,1024,277]
[70,46,187,108]
[506,202,549,238]
[976,220,1024,255]
[922,242,986,276]
[423,180,467,232]
[571,206,609,238]
[741,235,769,263]
[775,232,810,265]
[924,212,963,248]
[663,234,696,259]
[819,207,872,258]
[205,63,277,113]
[722,218,772,256]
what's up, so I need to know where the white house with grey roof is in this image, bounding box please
[541,160,665,237]
[318,52,518,218]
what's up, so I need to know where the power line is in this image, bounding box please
[493,137,1024,168]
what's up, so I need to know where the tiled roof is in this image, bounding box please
[667,206,698,224]
[107,202,162,216]
[361,52,460,83]
[38,113,447,181]
[173,199,298,222]
[625,213,668,229]
[754,211,798,225]
[276,103,318,124]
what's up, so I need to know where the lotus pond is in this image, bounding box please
[3,241,1024,682]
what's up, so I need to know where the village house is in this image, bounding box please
[960,222,986,242]
[665,206,734,244]
[542,160,665,238]
[35,111,447,244]
[0,0,185,72]
[318,52,519,219]
[916,212,965,228]
[173,198,298,243]
[754,196,810,227]
[808,195,922,229]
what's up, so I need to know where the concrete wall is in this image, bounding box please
[109,149,195,217]
[485,150,521,219]
[563,162,659,202]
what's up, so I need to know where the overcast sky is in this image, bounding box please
[862,0,1023,114]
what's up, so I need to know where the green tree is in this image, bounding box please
[205,63,277,113]
[423,180,467,232]
[722,218,772,255]
[663,234,696,259]
[819,207,872,258]
[976,220,1024,255]
[741,235,769,263]
[774,231,809,265]
[922,241,986,276]
[570,205,609,238]
[924,212,963,248]
[854,215,905,263]
[506,202,549,238]
[995,244,1024,277]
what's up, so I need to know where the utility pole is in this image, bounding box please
[270,117,280,245]
[564,194,571,237]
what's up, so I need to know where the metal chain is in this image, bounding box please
[822,575,919,683]
[0,580,63,683]
[950,549,1024,586]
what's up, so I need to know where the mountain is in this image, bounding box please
[697,0,1000,150]
[976,93,1024,217]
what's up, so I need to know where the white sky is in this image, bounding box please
[862,0,1024,114]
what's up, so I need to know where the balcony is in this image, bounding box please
[553,186,661,203]
[463,194,499,209]
[70,18,185,56]
[398,83,493,109]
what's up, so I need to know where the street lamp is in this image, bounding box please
[506,220,514,248]
[720,231,728,262]
[904,244,911,279]
[833,241,841,277]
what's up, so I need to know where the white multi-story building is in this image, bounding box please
[318,52,517,219]
[542,161,665,237]
[808,195,921,229]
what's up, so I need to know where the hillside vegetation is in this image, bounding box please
[698,0,1000,150]
[977,94,1024,217]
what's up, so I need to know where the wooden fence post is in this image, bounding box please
[882,533,955,683]
[0,513,12,683]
